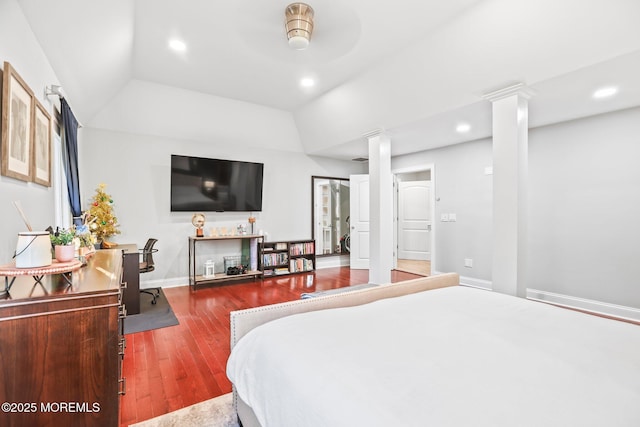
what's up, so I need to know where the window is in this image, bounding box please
[52,117,71,228]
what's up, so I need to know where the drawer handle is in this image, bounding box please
[119,337,126,356]
[121,281,128,289]
[118,377,127,395]
[118,305,127,320]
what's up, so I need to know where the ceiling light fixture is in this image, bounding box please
[169,39,187,52]
[456,123,471,133]
[285,3,314,50]
[592,86,618,99]
[300,77,315,87]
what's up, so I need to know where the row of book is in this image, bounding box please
[264,267,290,276]
[290,258,314,273]
[262,252,288,267]
[290,242,315,256]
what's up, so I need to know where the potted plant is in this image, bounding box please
[50,228,76,262]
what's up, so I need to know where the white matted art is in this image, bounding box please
[32,98,51,186]
[1,62,34,182]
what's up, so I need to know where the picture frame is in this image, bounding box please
[32,98,52,186]
[1,62,34,182]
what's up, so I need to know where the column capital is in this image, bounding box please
[482,82,535,102]
[362,128,386,140]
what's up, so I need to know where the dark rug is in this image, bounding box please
[124,288,179,334]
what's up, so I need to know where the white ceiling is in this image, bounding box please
[16,0,640,161]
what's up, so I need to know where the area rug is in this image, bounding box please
[129,392,239,427]
[124,288,179,334]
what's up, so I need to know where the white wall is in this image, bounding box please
[79,128,364,286]
[0,0,61,263]
[393,139,493,281]
[393,107,640,311]
[528,107,640,308]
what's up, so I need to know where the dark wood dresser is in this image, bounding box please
[0,249,126,427]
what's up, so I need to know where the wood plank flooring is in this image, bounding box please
[119,267,421,426]
[396,259,431,276]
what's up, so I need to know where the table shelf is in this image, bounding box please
[188,235,263,290]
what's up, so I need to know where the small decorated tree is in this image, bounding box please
[87,183,121,245]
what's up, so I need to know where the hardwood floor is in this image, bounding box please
[396,259,431,276]
[119,267,421,426]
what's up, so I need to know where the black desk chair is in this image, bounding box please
[139,238,161,305]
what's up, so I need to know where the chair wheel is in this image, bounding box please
[152,299,157,305]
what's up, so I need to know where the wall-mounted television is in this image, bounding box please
[170,154,264,212]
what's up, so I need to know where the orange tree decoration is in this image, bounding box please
[87,183,121,243]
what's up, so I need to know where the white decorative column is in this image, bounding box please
[366,130,393,284]
[483,83,533,297]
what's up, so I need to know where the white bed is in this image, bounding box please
[227,276,640,426]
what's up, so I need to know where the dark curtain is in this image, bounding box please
[60,98,82,226]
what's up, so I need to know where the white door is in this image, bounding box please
[349,174,369,269]
[398,181,431,260]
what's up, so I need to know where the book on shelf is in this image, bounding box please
[290,258,314,272]
[262,252,288,267]
[289,241,314,256]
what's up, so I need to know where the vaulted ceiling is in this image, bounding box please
[17,0,640,160]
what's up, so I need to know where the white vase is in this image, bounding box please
[55,245,76,262]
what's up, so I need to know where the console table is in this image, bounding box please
[188,235,263,290]
[0,249,126,427]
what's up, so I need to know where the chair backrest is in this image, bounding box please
[140,238,158,273]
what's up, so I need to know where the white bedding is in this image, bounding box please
[226,286,640,427]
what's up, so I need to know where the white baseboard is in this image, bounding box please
[527,289,640,323]
[433,272,639,323]
[459,275,492,290]
[432,270,493,290]
[140,277,188,289]
[316,255,350,269]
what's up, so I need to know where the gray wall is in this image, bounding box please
[528,107,640,307]
[79,128,364,285]
[0,1,60,263]
[393,139,494,282]
[393,106,640,309]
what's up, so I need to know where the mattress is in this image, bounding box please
[226,286,640,427]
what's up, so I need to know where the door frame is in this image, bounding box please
[392,163,436,273]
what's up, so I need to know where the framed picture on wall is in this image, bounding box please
[32,98,51,186]
[1,62,34,182]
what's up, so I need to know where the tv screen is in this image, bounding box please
[170,155,264,212]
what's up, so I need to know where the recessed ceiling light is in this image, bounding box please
[168,39,187,52]
[456,123,471,133]
[592,86,618,99]
[300,77,315,88]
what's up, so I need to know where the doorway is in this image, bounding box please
[394,166,434,276]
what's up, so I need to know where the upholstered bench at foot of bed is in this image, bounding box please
[300,282,378,299]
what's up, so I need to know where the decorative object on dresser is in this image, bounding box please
[261,239,315,277]
[11,201,52,268]
[50,227,76,262]
[86,183,121,247]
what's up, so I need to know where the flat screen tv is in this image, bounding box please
[170,154,264,212]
